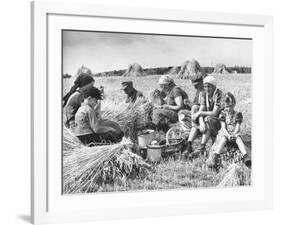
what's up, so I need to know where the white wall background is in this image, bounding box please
[0,0,279,224]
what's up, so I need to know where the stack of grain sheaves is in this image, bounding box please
[102,97,154,141]
[63,137,151,194]
[217,162,251,187]
[177,59,207,80]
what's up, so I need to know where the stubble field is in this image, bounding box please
[63,74,252,192]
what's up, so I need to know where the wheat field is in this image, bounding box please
[63,74,252,193]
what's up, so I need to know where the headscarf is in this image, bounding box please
[203,76,217,110]
[158,75,174,85]
[63,73,95,107]
[203,75,217,87]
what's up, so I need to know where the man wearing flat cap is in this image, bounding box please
[121,81,143,104]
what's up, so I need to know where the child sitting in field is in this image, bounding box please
[74,86,123,145]
[207,92,251,169]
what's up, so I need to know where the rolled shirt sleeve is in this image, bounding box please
[199,89,222,111]
[166,86,186,108]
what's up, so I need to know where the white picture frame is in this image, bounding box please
[31,1,273,224]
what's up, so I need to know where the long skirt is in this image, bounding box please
[151,108,178,127]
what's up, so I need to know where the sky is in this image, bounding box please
[63,30,252,75]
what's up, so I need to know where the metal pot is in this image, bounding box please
[146,144,162,162]
[138,129,155,148]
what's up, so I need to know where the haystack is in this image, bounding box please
[213,64,229,74]
[70,65,93,84]
[177,59,207,80]
[123,63,144,77]
[169,66,181,75]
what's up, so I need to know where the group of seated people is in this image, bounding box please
[63,72,251,169]
[64,74,123,145]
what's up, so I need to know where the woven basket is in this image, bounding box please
[159,138,185,157]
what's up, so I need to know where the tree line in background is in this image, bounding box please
[63,66,251,78]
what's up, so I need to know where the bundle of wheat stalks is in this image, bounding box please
[102,97,153,129]
[217,162,251,187]
[102,98,154,142]
[63,126,82,151]
[95,148,151,185]
[63,138,151,194]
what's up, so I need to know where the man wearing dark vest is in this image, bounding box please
[121,81,143,104]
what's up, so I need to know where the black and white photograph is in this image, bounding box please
[62,30,252,194]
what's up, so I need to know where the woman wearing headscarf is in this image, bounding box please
[151,75,189,130]
[63,73,95,130]
[63,73,95,106]
[184,75,223,159]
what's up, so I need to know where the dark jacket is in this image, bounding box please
[125,88,143,103]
